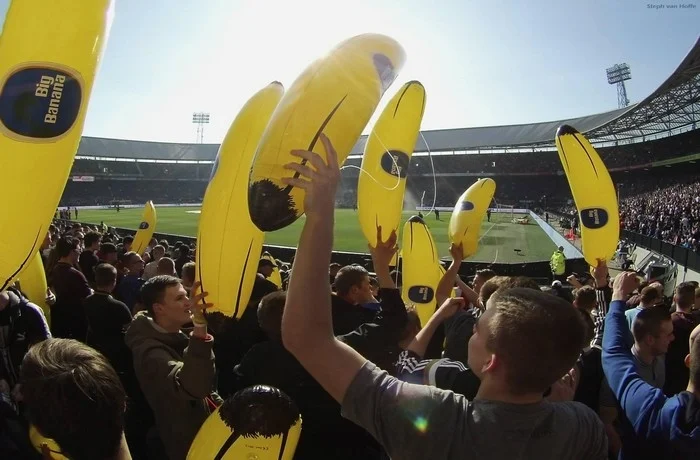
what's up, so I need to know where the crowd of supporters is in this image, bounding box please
[2,134,700,459]
[621,178,700,250]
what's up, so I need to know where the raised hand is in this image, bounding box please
[612,271,639,301]
[591,259,609,287]
[449,242,464,263]
[435,297,466,320]
[369,225,398,268]
[188,281,212,329]
[282,133,340,219]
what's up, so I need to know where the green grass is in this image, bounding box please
[77,207,558,263]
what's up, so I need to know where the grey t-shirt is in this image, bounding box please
[599,346,665,408]
[342,362,607,460]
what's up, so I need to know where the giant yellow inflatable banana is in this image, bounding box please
[0,0,114,291]
[358,81,426,246]
[188,385,301,460]
[248,34,406,232]
[261,251,283,288]
[16,251,50,322]
[196,83,283,318]
[401,216,441,327]
[448,178,496,258]
[131,201,156,255]
[555,125,619,265]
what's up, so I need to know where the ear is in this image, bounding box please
[685,353,691,369]
[644,335,655,347]
[152,302,164,316]
[481,353,498,374]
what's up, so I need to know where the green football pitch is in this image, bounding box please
[77,207,558,263]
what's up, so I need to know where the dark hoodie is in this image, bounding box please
[125,312,219,460]
[0,288,51,387]
[603,300,700,459]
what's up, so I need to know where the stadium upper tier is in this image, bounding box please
[77,37,699,162]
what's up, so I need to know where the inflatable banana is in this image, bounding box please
[0,0,113,291]
[248,34,406,232]
[16,252,50,322]
[261,251,283,288]
[188,385,301,460]
[131,201,156,255]
[196,83,283,319]
[555,125,619,265]
[448,178,496,258]
[358,81,426,246]
[401,216,441,327]
[29,425,67,460]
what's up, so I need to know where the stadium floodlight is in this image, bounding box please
[606,63,632,109]
[192,112,210,143]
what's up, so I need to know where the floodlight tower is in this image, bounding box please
[606,63,632,108]
[192,112,210,143]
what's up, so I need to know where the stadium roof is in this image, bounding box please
[77,36,700,161]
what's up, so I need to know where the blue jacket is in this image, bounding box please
[603,300,700,459]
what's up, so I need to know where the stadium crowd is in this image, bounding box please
[621,179,700,250]
[2,134,699,460]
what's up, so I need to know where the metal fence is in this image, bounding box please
[622,230,700,273]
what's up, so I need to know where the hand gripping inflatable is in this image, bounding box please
[555,125,619,265]
[248,34,406,231]
[16,251,50,322]
[187,385,302,460]
[131,201,157,255]
[0,0,114,291]
[448,178,496,258]
[196,83,284,319]
[358,81,426,246]
[261,251,283,288]
[401,216,441,327]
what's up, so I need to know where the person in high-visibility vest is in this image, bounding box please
[550,246,566,282]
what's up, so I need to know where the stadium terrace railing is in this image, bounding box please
[621,230,700,274]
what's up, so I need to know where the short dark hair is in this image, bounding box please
[99,242,117,256]
[140,275,181,316]
[486,288,586,395]
[123,251,140,266]
[83,231,102,248]
[258,259,274,270]
[334,265,369,296]
[123,235,134,245]
[94,263,117,288]
[675,282,696,310]
[56,237,80,258]
[480,276,540,303]
[20,339,126,460]
[257,291,286,339]
[475,269,496,280]
[632,306,672,343]
[640,285,661,305]
[574,286,597,311]
[399,305,422,342]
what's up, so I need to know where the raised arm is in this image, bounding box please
[436,243,463,305]
[407,297,465,358]
[281,134,367,403]
[602,272,670,435]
